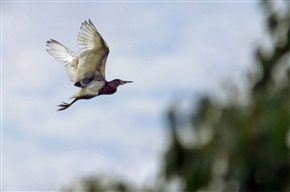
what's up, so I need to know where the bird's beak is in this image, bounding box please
[122,80,133,84]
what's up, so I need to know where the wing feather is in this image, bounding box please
[46,39,79,82]
[76,19,109,85]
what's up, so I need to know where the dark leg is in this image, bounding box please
[57,98,79,111]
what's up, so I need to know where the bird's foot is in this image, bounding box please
[57,102,71,111]
[57,98,78,111]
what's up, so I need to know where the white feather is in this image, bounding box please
[70,80,105,99]
[76,19,109,82]
[46,39,79,82]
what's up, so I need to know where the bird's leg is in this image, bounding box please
[57,98,79,111]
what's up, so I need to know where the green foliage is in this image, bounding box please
[164,1,290,191]
[63,176,131,192]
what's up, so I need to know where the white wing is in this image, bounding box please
[76,19,109,85]
[46,39,79,82]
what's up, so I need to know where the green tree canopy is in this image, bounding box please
[164,1,290,191]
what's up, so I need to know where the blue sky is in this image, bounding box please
[2,1,266,190]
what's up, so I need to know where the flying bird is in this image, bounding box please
[46,19,132,111]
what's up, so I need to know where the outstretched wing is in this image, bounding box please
[76,19,109,86]
[46,39,79,82]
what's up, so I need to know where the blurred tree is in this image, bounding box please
[63,1,289,191]
[164,1,290,192]
[62,176,132,192]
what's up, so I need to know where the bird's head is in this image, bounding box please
[110,79,133,88]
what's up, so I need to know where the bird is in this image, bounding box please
[46,19,133,111]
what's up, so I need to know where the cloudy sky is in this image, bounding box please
[2,1,266,190]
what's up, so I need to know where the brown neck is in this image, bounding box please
[98,81,117,95]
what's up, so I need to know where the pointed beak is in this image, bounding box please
[121,80,133,84]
